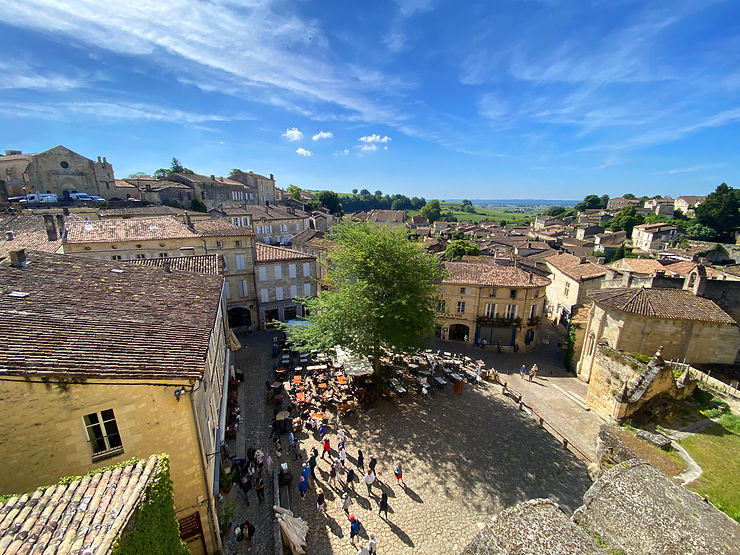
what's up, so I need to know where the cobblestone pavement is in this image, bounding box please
[222,327,596,554]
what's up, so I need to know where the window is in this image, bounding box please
[158,252,168,257]
[460,287,466,294]
[274,266,282,280]
[290,285,297,298]
[530,304,537,319]
[484,303,492,317]
[235,254,246,270]
[289,264,296,278]
[261,288,269,303]
[84,409,123,461]
[303,263,311,277]
[489,288,496,297]
[258,267,267,281]
[276,287,284,301]
[534,289,539,298]
[60,161,69,169]
[111,255,122,261]
[224,281,231,299]
[456,301,465,313]
[216,241,223,249]
[303,283,311,296]
[564,282,570,296]
[438,300,446,312]
[135,254,146,259]
[281,224,288,232]
[505,304,517,319]
[231,217,239,226]
[238,280,248,297]
[510,289,517,299]
[235,240,242,248]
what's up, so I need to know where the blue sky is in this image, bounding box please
[2,0,739,200]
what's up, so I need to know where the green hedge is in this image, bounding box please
[113,455,189,555]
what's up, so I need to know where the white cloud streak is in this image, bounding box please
[295,147,313,157]
[358,134,392,143]
[282,127,304,141]
[312,131,333,141]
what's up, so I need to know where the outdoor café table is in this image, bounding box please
[318,383,328,390]
[332,362,343,369]
[293,375,302,386]
[271,382,282,389]
[407,363,419,371]
[450,373,463,382]
[443,351,452,357]
[464,369,478,382]
[296,392,306,403]
[311,412,325,420]
[434,377,447,388]
[337,376,348,386]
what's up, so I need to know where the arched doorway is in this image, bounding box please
[228,307,252,330]
[449,323,470,341]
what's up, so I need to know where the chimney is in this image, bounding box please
[5,231,14,241]
[597,257,606,265]
[43,214,58,241]
[210,174,215,180]
[97,156,101,163]
[55,215,65,239]
[528,273,533,284]
[184,211,192,227]
[9,249,27,268]
[579,256,587,264]
[270,173,274,180]
[163,260,172,273]
[103,157,107,163]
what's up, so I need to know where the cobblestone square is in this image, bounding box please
[223,330,593,554]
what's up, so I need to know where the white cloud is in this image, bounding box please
[358,134,392,143]
[282,127,304,141]
[312,131,333,141]
[393,0,436,17]
[359,144,378,152]
[295,147,313,157]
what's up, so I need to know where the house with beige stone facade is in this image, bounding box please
[0,251,231,554]
[210,204,311,245]
[577,286,740,383]
[544,253,607,325]
[437,260,550,350]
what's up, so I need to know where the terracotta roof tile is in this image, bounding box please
[662,261,726,279]
[545,253,607,281]
[609,258,667,274]
[125,254,223,275]
[256,243,315,263]
[0,252,223,379]
[191,219,254,237]
[443,261,550,288]
[98,205,184,217]
[64,216,194,243]
[588,288,735,323]
[0,456,160,554]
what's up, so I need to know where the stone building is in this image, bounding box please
[631,222,682,251]
[0,145,115,199]
[228,170,277,204]
[674,195,706,217]
[291,229,334,290]
[438,260,550,350]
[577,286,740,383]
[544,253,607,326]
[606,197,640,211]
[254,243,317,327]
[210,204,311,245]
[0,251,231,554]
[62,215,259,330]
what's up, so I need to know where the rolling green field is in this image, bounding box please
[408,201,544,225]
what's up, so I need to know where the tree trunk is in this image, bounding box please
[373,344,381,377]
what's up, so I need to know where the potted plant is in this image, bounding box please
[220,468,234,494]
[218,501,236,535]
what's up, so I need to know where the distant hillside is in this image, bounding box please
[445,199,579,207]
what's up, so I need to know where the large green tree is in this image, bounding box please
[694,183,740,242]
[317,190,342,214]
[287,184,302,201]
[284,221,444,376]
[574,194,602,212]
[420,199,442,223]
[445,240,480,260]
[153,157,194,179]
[608,206,645,237]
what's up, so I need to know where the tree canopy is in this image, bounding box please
[694,183,740,242]
[153,157,194,179]
[445,240,480,260]
[229,168,242,177]
[574,194,605,212]
[287,184,302,201]
[420,199,442,223]
[608,206,645,237]
[283,221,444,375]
[339,190,425,212]
[316,190,342,214]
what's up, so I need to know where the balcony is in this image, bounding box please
[527,316,541,326]
[477,315,522,327]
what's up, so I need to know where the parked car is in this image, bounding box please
[19,193,58,204]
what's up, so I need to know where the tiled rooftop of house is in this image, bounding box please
[608,258,667,274]
[290,229,334,250]
[588,287,736,323]
[0,251,223,379]
[191,219,255,237]
[0,456,161,555]
[256,243,315,263]
[0,214,69,259]
[443,261,550,288]
[125,254,223,275]
[98,205,185,218]
[663,261,728,279]
[545,252,607,281]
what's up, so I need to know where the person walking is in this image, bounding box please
[301,462,311,484]
[321,436,331,460]
[339,446,347,469]
[378,491,389,519]
[346,467,356,490]
[531,364,538,381]
[338,429,346,451]
[239,475,252,505]
[356,449,365,471]
[520,364,526,379]
[308,452,318,480]
[254,476,265,503]
[497,340,502,353]
[341,492,352,515]
[298,475,309,499]
[364,470,375,496]
[393,461,405,486]
[318,421,326,439]
[329,461,338,488]
[316,487,326,516]
[366,532,378,554]
[266,454,274,473]
[368,454,377,475]
[348,515,360,546]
